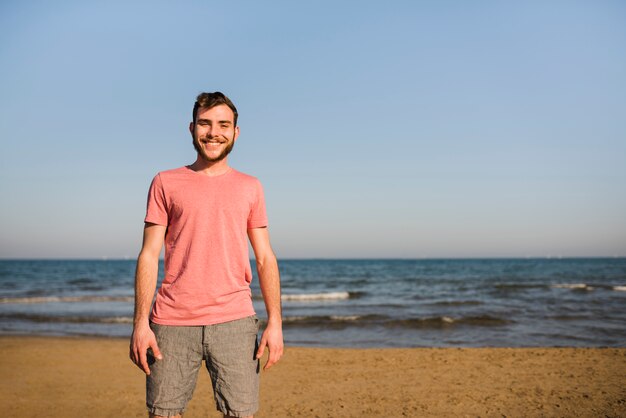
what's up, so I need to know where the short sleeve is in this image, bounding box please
[144,173,168,226]
[247,179,268,229]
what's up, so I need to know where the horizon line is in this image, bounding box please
[1,255,625,261]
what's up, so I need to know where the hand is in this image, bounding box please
[129,323,162,375]
[255,320,284,370]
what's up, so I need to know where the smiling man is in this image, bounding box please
[130,92,283,418]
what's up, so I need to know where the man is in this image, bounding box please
[130,92,283,418]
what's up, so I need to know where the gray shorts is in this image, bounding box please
[146,316,260,417]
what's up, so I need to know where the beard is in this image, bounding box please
[192,133,236,163]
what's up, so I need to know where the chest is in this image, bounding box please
[165,181,254,223]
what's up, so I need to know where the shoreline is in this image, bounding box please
[1,336,624,417]
[2,332,624,349]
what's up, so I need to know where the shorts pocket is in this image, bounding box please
[248,315,260,333]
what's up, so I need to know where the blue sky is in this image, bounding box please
[1,0,625,258]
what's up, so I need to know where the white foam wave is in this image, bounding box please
[0,296,134,304]
[613,286,626,292]
[330,315,361,321]
[282,316,309,322]
[281,291,350,301]
[551,283,592,290]
[100,317,133,324]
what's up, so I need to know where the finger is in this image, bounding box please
[264,353,277,370]
[138,349,151,375]
[150,340,163,360]
[131,348,145,373]
[256,337,267,359]
[130,345,140,366]
[263,345,283,370]
[266,348,275,369]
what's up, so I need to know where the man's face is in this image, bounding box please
[190,104,240,163]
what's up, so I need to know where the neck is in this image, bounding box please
[188,156,231,176]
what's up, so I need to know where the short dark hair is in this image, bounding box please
[192,92,238,126]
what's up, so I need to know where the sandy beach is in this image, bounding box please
[0,336,624,417]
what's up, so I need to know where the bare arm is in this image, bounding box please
[129,223,166,374]
[248,227,284,370]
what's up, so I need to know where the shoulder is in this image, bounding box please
[155,166,190,179]
[151,166,194,185]
[147,167,194,196]
[229,168,263,187]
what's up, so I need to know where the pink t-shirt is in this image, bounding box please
[144,166,268,325]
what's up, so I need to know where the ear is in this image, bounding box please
[233,126,240,142]
[189,121,194,135]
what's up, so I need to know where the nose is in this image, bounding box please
[205,125,218,138]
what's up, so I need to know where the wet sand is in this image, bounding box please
[0,336,624,417]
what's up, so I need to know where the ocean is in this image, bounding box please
[0,258,624,347]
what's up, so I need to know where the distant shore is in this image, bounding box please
[0,336,624,417]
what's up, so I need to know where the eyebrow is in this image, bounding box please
[196,119,233,125]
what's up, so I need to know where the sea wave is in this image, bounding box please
[330,315,361,321]
[429,300,483,307]
[281,314,383,329]
[283,314,369,323]
[0,295,133,304]
[0,313,133,324]
[551,283,626,292]
[387,314,512,328]
[551,283,593,290]
[280,313,512,329]
[281,291,353,301]
[493,283,548,290]
[494,282,626,292]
